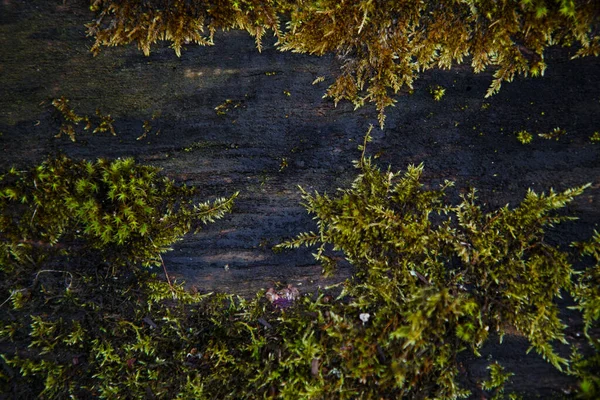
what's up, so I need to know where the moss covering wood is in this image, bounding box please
[1,138,598,398]
[87,0,600,126]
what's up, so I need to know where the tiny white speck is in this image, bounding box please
[359,313,370,325]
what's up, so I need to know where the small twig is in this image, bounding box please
[411,270,431,285]
[30,205,38,226]
[32,269,73,291]
[148,237,176,299]
[157,253,175,299]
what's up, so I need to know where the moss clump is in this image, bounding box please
[516,129,533,144]
[277,130,599,396]
[0,156,237,397]
[87,0,600,126]
[0,155,237,276]
[570,231,600,398]
[429,85,446,101]
[1,143,598,398]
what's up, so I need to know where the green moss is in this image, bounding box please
[539,127,566,141]
[516,129,533,144]
[0,155,238,274]
[88,1,600,126]
[429,85,446,101]
[1,141,598,398]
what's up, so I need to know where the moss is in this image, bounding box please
[87,1,600,126]
[1,137,598,398]
[429,85,446,101]
[539,127,567,141]
[516,130,533,144]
